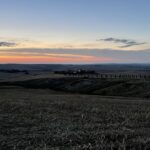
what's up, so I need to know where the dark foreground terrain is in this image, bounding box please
[1,87,150,149]
[1,64,150,149]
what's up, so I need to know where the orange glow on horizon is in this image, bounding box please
[0,55,114,64]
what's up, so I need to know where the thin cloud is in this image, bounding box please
[99,38,146,48]
[0,41,17,47]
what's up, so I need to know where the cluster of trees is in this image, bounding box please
[54,69,97,75]
[54,69,150,80]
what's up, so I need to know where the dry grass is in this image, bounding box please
[0,88,150,149]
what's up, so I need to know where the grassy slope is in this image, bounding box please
[1,88,150,149]
[2,78,150,98]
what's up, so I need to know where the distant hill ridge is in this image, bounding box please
[0,64,150,72]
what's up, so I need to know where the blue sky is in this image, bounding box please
[0,0,150,63]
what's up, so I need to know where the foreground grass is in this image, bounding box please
[0,88,150,149]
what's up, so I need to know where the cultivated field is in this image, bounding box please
[1,87,150,149]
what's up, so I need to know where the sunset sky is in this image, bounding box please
[0,0,150,63]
